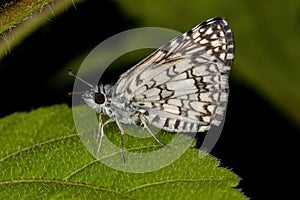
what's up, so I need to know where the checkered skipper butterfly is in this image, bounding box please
[69,17,234,161]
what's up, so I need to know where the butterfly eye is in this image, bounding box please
[94,92,105,104]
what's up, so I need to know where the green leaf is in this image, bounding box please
[0,105,247,199]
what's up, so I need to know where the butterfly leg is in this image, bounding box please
[95,112,103,144]
[115,119,126,163]
[95,116,114,155]
[140,118,166,147]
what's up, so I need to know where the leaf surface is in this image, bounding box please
[0,105,247,199]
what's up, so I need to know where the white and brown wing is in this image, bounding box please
[113,17,234,132]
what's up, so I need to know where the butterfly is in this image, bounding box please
[69,16,234,162]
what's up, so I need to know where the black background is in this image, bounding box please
[0,1,299,199]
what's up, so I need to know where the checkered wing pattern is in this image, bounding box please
[114,17,234,133]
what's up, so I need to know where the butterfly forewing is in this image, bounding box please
[113,17,234,133]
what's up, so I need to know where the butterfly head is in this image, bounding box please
[82,85,108,113]
[68,69,111,113]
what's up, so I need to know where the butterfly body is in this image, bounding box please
[79,17,234,156]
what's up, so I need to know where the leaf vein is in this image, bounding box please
[125,179,231,193]
[0,133,78,162]
[63,144,161,180]
[0,179,138,199]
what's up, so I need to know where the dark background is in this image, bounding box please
[0,1,299,199]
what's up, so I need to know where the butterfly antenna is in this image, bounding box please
[68,69,93,88]
[67,91,85,97]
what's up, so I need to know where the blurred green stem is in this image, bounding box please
[0,0,82,59]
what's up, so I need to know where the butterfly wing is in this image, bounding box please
[113,17,234,132]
